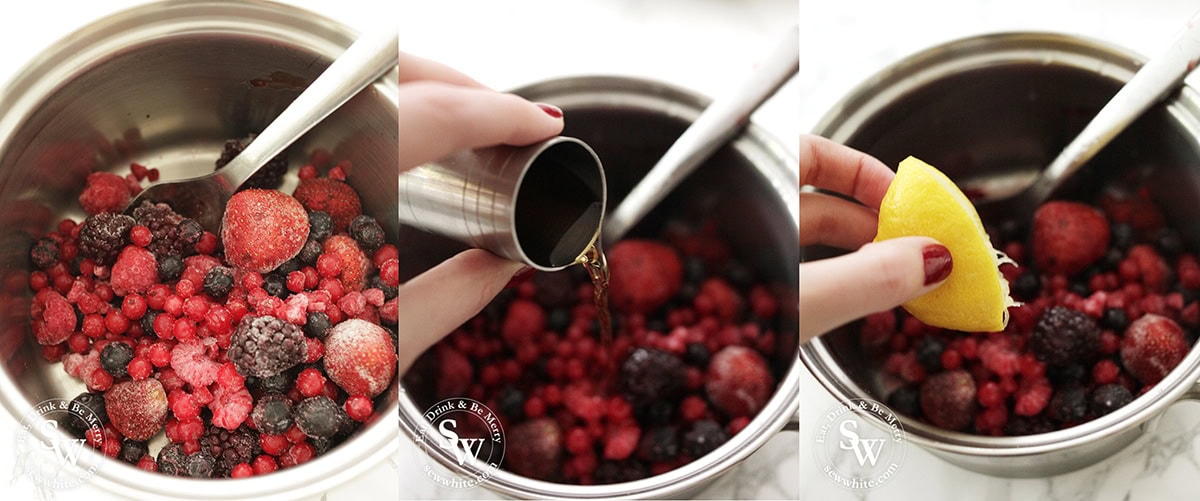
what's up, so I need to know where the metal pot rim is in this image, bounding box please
[0,1,399,499]
[397,74,801,499]
[805,31,1200,459]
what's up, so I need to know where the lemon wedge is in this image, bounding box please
[875,156,1018,332]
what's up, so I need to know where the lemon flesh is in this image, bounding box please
[875,156,1018,332]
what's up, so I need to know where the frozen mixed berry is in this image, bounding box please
[110,246,158,295]
[130,202,202,258]
[221,189,309,273]
[321,235,371,291]
[227,315,307,378]
[215,134,289,190]
[100,342,135,378]
[608,240,683,314]
[104,379,168,441]
[307,211,334,242]
[304,311,332,339]
[29,237,60,269]
[185,450,218,478]
[199,425,261,477]
[705,346,774,417]
[637,426,679,462]
[505,417,561,481]
[1090,384,1133,417]
[1032,200,1111,276]
[496,386,525,419]
[170,341,221,388]
[203,266,235,298]
[683,342,711,367]
[919,370,976,431]
[32,289,75,346]
[78,212,135,265]
[294,396,347,439]
[79,171,132,215]
[681,419,728,458]
[247,373,290,395]
[210,384,254,430]
[292,178,362,232]
[323,319,396,397]
[65,392,108,434]
[157,255,184,282]
[619,347,686,406]
[262,273,287,298]
[297,239,322,265]
[594,461,647,484]
[1121,314,1189,385]
[349,215,385,252]
[887,386,921,418]
[1030,306,1101,367]
[119,439,149,465]
[1047,385,1088,423]
[157,442,188,476]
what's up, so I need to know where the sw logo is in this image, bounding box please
[837,420,886,467]
[437,419,487,466]
[813,398,906,490]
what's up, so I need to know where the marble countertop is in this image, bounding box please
[0,0,799,499]
[801,0,1200,499]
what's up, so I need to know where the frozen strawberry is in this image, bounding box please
[78,171,132,215]
[1121,314,1190,384]
[322,235,371,291]
[1031,201,1110,276]
[323,319,396,397]
[221,189,309,273]
[110,246,158,295]
[919,370,976,431]
[105,379,168,441]
[292,178,362,232]
[704,346,773,417]
[506,417,562,480]
[608,240,683,314]
[32,289,75,345]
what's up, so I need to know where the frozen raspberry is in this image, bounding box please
[603,424,641,461]
[227,315,307,378]
[32,289,75,345]
[1013,377,1052,417]
[619,347,686,406]
[79,171,132,215]
[919,370,976,431]
[157,442,188,476]
[220,189,308,273]
[321,235,371,291]
[704,346,774,417]
[1030,306,1101,367]
[1031,201,1111,276]
[170,341,221,388]
[349,215,385,252]
[104,379,168,441]
[681,419,728,457]
[506,417,562,480]
[1120,313,1190,385]
[251,394,293,435]
[199,425,261,477]
[78,212,135,265]
[209,385,253,430]
[110,246,158,295]
[292,178,362,232]
[696,278,744,322]
[131,201,202,257]
[29,238,60,269]
[215,135,289,190]
[294,396,347,439]
[323,319,396,397]
[978,336,1021,377]
[501,299,546,346]
[1124,245,1174,293]
[1090,384,1134,416]
[608,240,683,314]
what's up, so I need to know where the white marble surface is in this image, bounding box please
[800,0,1200,499]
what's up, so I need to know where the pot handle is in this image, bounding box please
[782,408,799,432]
[1182,377,1200,401]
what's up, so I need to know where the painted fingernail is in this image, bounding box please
[513,265,533,278]
[536,103,563,119]
[923,244,953,285]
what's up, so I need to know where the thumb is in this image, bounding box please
[799,236,951,342]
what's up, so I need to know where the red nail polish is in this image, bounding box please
[537,103,563,119]
[923,244,953,285]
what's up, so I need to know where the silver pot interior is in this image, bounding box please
[0,1,399,498]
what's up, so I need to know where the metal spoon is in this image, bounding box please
[602,25,799,245]
[123,28,399,232]
[966,11,1200,221]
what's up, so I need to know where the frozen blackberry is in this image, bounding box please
[185,450,217,478]
[157,442,188,476]
[78,212,135,265]
[215,135,288,190]
[199,425,261,477]
[594,461,648,484]
[294,396,347,439]
[132,201,196,257]
[119,439,148,464]
[29,237,60,269]
[1047,385,1089,423]
[100,342,134,378]
[682,420,728,457]
[619,348,686,406]
[683,342,711,366]
[65,392,107,434]
[227,315,307,378]
[307,211,334,241]
[297,239,322,265]
[1004,416,1055,436]
[637,426,679,462]
[203,266,235,298]
[915,337,945,371]
[349,215,385,252]
[157,255,184,282]
[311,436,333,455]
[263,273,287,298]
[1030,306,1101,367]
[1090,384,1133,417]
[887,386,921,418]
[303,312,331,339]
[247,372,290,395]
[496,386,525,419]
[251,394,293,435]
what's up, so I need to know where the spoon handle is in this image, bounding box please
[1030,12,1200,205]
[602,25,799,244]
[217,27,400,189]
